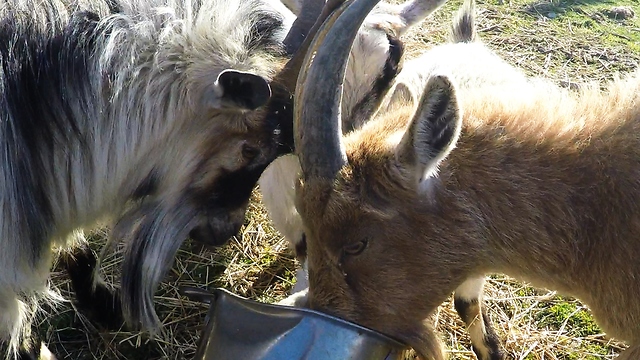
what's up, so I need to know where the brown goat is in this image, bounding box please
[292,0,640,359]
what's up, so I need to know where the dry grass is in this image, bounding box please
[40,193,297,360]
[30,0,640,359]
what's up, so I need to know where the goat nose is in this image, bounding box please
[188,223,236,247]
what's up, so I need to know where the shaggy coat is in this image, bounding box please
[0,0,301,357]
[292,0,640,359]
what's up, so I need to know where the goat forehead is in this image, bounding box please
[343,112,412,163]
[204,109,273,137]
[135,1,288,83]
[315,197,387,236]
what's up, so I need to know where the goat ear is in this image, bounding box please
[208,70,272,111]
[396,75,461,183]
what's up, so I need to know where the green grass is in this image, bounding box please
[413,0,639,84]
[535,301,601,338]
[19,0,640,359]
[523,0,640,49]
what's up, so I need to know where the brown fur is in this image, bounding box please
[297,44,640,360]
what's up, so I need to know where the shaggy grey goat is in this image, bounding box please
[0,0,334,358]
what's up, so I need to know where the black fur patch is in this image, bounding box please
[17,336,40,360]
[247,6,286,55]
[451,1,476,43]
[186,157,274,246]
[373,34,404,99]
[453,296,478,325]
[132,169,158,199]
[1,10,100,152]
[0,10,103,263]
[189,219,241,247]
[345,34,405,132]
[425,85,457,156]
[295,233,307,259]
[197,164,267,211]
[60,242,125,330]
[105,0,123,14]
[266,85,295,154]
[480,311,506,360]
[245,5,293,154]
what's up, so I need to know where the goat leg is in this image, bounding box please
[60,242,126,331]
[453,276,506,360]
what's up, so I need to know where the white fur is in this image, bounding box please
[454,276,485,302]
[259,155,304,244]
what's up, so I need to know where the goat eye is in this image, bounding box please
[242,144,259,160]
[343,239,368,256]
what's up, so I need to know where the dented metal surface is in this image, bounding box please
[182,287,405,360]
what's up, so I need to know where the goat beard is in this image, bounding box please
[111,196,199,332]
[396,321,445,360]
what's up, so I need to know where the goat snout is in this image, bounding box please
[188,218,242,246]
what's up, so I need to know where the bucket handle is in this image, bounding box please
[179,286,219,305]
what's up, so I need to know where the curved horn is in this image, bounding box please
[267,0,346,154]
[283,0,325,55]
[278,0,347,92]
[294,0,383,181]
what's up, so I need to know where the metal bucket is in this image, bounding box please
[182,287,406,360]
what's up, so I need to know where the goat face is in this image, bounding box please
[184,71,280,247]
[114,61,284,251]
[298,79,468,360]
[183,74,280,247]
[185,124,278,248]
[118,0,295,249]
[116,0,349,330]
[168,0,346,247]
[114,49,286,331]
[257,0,451,267]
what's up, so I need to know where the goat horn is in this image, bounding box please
[268,0,346,154]
[294,0,382,181]
[278,0,347,92]
[283,0,325,55]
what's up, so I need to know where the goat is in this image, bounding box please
[276,0,506,356]
[0,0,335,357]
[258,0,450,295]
[292,0,640,359]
